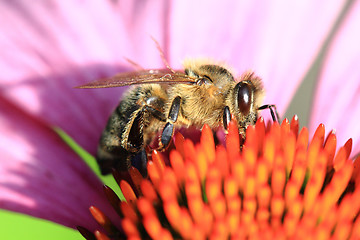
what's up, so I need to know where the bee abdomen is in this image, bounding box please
[96,92,143,174]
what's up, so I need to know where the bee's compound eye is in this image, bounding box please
[235,82,252,116]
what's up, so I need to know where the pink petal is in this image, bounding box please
[0,96,120,231]
[0,0,169,154]
[310,1,360,156]
[168,0,347,117]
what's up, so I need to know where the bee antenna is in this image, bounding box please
[150,36,176,74]
[123,57,144,70]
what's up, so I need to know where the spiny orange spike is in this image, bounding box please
[255,117,266,153]
[147,161,160,187]
[281,118,290,136]
[129,166,143,194]
[243,197,257,215]
[323,160,353,207]
[137,198,156,217]
[313,224,331,240]
[343,138,353,159]
[290,148,307,186]
[296,127,309,150]
[324,130,337,169]
[333,146,347,171]
[162,168,179,194]
[284,181,299,206]
[206,167,222,201]
[226,120,240,160]
[152,150,165,175]
[120,201,138,222]
[185,160,200,183]
[163,200,181,232]
[307,134,323,173]
[121,218,141,238]
[243,145,256,173]
[184,139,197,162]
[271,196,285,224]
[290,115,299,138]
[201,124,216,163]
[256,160,268,187]
[224,175,238,199]
[269,121,281,148]
[189,227,205,240]
[173,131,186,158]
[352,155,360,184]
[256,207,270,226]
[143,215,163,240]
[245,125,258,154]
[283,132,296,172]
[120,180,137,202]
[188,195,205,226]
[227,211,240,235]
[339,188,360,221]
[94,230,111,240]
[244,174,256,198]
[263,135,276,171]
[226,195,241,213]
[257,184,271,208]
[158,229,174,240]
[178,209,194,239]
[195,144,208,181]
[158,179,177,203]
[332,221,352,240]
[272,156,286,196]
[169,150,186,183]
[198,205,214,235]
[103,185,122,216]
[89,206,115,235]
[140,180,157,202]
[336,195,353,222]
[350,215,360,239]
[231,225,246,239]
[215,145,229,177]
[284,198,303,236]
[273,229,287,240]
[209,196,227,219]
[241,212,257,236]
[232,157,245,190]
[304,152,327,212]
[312,123,325,144]
[211,218,228,239]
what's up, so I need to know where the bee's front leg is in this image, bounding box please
[223,106,231,132]
[159,96,181,150]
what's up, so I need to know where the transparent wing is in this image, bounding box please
[76,69,196,88]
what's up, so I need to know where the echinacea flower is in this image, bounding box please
[1,0,360,239]
[83,118,360,239]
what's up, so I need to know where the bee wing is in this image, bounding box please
[76,69,196,88]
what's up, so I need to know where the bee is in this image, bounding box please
[78,59,279,175]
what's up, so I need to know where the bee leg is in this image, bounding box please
[223,106,231,131]
[159,96,181,150]
[131,149,148,177]
[258,104,280,123]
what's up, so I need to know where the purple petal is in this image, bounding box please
[168,0,347,116]
[310,1,360,156]
[0,96,120,231]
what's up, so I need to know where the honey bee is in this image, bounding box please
[78,59,279,175]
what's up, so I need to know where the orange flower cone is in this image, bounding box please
[80,116,360,240]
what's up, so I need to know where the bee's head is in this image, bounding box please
[229,72,264,133]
